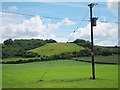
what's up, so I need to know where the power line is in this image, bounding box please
[1,10,118,24]
[66,2,118,43]
[67,11,88,43]
[0,10,90,22]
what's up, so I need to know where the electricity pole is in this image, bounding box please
[88,3,96,80]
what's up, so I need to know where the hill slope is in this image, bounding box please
[29,43,85,56]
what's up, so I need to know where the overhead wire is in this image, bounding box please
[0,10,90,22]
[66,11,89,43]
[66,3,118,43]
[1,9,118,23]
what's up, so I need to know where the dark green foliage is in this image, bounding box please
[105,46,118,54]
[2,39,56,59]
[13,39,47,50]
[45,39,57,43]
[2,48,92,64]
[94,46,103,55]
[80,48,91,56]
[16,51,40,58]
[44,48,91,60]
[0,44,2,58]
[3,39,13,45]
[73,39,118,56]
[73,39,86,43]
[2,38,118,60]
[73,39,91,48]
[101,48,112,56]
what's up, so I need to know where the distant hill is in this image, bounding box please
[2,38,118,59]
[28,43,85,56]
[2,39,57,59]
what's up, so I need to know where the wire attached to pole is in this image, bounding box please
[66,11,89,43]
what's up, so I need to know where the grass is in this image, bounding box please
[73,54,118,64]
[2,60,118,88]
[28,43,85,56]
[2,57,41,62]
[2,54,118,64]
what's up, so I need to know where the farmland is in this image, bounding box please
[2,60,118,88]
[2,54,118,64]
[73,54,118,64]
[1,1,119,89]
[1,39,119,88]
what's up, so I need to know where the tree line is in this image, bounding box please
[2,39,56,59]
[72,39,118,56]
[2,38,118,60]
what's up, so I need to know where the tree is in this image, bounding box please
[2,39,47,59]
[45,39,57,43]
[73,39,91,48]
[3,39,13,45]
[73,39,86,43]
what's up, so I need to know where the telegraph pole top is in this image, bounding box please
[88,3,95,8]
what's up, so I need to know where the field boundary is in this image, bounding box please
[71,59,117,65]
[1,58,117,65]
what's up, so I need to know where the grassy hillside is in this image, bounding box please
[2,60,118,88]
[29,43,85,56]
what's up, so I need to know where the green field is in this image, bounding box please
[2,57,41,62]
[2,60,118,88]
[73,54,118,64]
[29,43,85,56]
[2,54,118,65]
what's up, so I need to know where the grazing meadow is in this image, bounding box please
[2,60,118,88]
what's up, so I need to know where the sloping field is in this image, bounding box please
[29,43,85,56]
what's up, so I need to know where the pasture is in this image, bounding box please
[2,54,118,64]
[2,60,118,88]
[28,43,85,56]
[73,54,118,64]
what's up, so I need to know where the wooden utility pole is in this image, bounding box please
[88,3,95,80]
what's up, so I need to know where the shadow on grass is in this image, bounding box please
[35,78,107,82]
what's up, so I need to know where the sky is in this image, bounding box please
[0,1,119,46]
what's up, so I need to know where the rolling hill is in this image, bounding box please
[28,43,85,56]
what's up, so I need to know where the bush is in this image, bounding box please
[45,39,57,43]
[73,39,91,48]
[3,39,13,45]
[22,52,39,58]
